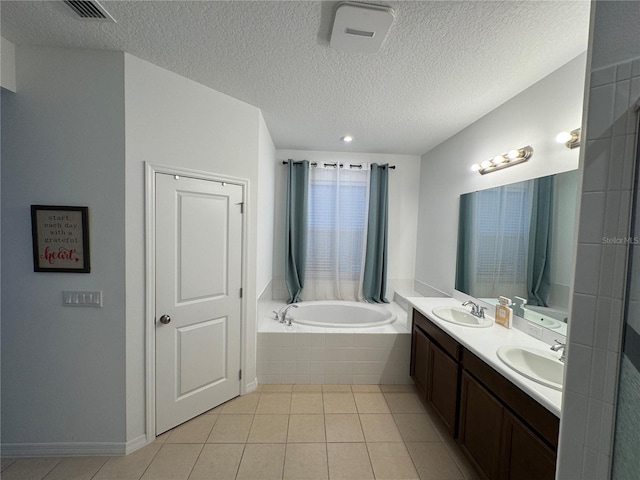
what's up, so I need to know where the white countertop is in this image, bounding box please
[406,296,563,417]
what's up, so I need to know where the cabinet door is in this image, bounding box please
[459,371,503,480]
[499,410,556,480]
[427,341,459,436]
[411,325,430,397]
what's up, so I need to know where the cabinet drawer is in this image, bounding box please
[461,349,559,449]
[413,309,461,360]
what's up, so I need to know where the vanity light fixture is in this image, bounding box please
[341,135,353,143]
[471,145,533,175]
[556,128,581,149]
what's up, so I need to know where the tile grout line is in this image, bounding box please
[284,402,291,479]
[234,411,256,480]
[233,444,247,480]
[138,437,165,480]
[323,398,330,480]
[86,457,110,480]
[387,389,422,480]
[38,458,64,480]
[184,415,218,480]
[281,409,290,480]
[185,443,207,480]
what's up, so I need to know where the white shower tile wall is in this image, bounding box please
[557,56,640,479]
[257,332,413,384]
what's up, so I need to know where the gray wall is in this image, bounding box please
[415,53,586,296]
[1,47,127,445]
[1,45,272,452]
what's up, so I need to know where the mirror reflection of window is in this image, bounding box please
[455,171,577,333]
[470,181,533,299]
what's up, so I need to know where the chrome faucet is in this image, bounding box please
[275,304,298,326]
[462,301,487,319]
[550,341,567,363]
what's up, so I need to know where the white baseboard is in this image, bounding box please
[245,377,259,393]
[125,434,149,455]
[1,434,149,458]
[2,442,126,457]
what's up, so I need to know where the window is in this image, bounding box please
[303,166,369,299]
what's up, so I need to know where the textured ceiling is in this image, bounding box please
[1,1,590,155]
[591,0,640,70]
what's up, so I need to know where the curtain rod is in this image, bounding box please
[282,160,396,169]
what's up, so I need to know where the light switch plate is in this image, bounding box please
[526,322,544,340]
[63,291,102,307]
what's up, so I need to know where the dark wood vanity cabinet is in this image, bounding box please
[427,340,459,434]
[459,371,503,479]
[411,309,461,436]
[458,369,557,480]
[499,409,557,480]
[410,322,430,394]
[410,308,559,480]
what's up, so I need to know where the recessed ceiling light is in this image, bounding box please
[342,135,353,143]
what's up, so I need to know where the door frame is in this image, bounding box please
[144,162,249,442]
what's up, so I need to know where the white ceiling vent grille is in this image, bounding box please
[330,2,395,53]
[63,0,116,22]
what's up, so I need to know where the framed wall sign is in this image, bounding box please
[31,205,90,273]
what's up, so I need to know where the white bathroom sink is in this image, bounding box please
[431,306,493,328]
[523,308,562,329]
[496,345,564,391]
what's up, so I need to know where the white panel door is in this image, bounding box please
[155,173,243,434]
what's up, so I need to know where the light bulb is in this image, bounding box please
[493,155,507,164]
[341,135,353,143]
[507,149,520,160]
[481,160,493,169]
[556,131,572,144]
[471,163,481,172]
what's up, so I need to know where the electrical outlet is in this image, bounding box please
[526,322,544,340]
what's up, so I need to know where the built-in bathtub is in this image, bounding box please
[257,299,412,385]
[288,300,397,328]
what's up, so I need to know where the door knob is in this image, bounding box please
[159,314,171,325]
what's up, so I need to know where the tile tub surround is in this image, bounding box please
[0,385,479,480]
[257,301,412,385]
[407,297,563,416]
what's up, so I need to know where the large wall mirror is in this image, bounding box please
[455,170,578,335]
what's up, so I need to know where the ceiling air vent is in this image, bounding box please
[63,0,116,22]
[330,2,395,53]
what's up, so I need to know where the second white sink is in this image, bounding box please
[431,306,493,328]
[496,345,564,391]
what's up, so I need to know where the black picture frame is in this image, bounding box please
[31,205,90,273]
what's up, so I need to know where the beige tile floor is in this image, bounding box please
[0,385,480,480]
